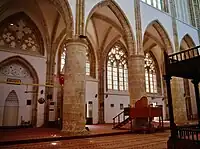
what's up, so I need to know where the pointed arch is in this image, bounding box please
[180,34,196,120]
[105,40,128,91]
[0,12,45,55]
[0,56,38,83]
[144,51,161,94]
[0,56,38,126]
[3,90,19,126]
[144,20,173,53]
[103,40,128,65]
[180,34,196,50]
[85,0,135,56]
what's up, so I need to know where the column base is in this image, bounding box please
[61,128,90,136]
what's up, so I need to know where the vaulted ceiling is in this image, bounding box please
[86,6,126,54]
[0,0,68,48]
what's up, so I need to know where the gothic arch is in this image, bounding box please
[144,51,162,94]
[0,1,49,56]
[180,34,196,50]
[180,34,196,120]
[0,12,45,55]
[3,90,19,126]
[0,56,38,126]
[0,56,39,83]
[85,0,135,56]
[103,40,128,66]
[144,20,173,54]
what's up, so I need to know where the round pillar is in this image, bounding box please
[171,78,187,124]
[128,55,146,106]
[62,38,87,135]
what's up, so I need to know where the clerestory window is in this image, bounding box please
[141,0,168,12]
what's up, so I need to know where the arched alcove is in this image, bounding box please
[0,56,38,126]
[3,90,19,126]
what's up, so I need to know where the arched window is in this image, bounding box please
[141,0,167,12]
[144,53,158,93]
[107,44,128,91]
[60,44,66,74]
[86,51,90,76]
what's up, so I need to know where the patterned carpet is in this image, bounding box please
[1,131,169,149]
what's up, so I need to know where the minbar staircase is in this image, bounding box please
[112,97,164,131]
[113,108,131,129]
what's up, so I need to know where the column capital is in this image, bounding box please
[65,36,88,47]
[128,54,145,60]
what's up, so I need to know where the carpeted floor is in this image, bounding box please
[1,131,169,149]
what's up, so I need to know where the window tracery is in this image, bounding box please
[0,13,43,55]
[144,53,158,93]
[0,63,31,78]
[107,44,128,91]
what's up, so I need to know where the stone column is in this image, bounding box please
[98,58,105,124]
[128,55,146,106]
[171,78,187,124]
[192,79,200,125]
[183,79,193,120]
[62,38,87,135]
[164,75,176,138]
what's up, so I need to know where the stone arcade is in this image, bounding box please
[0,0,199,137]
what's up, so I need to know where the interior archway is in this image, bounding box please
[85,0,135,57]
[143,20,173,120]
[0,56,39,126]
[180,34,196,120]
[0,12,45,55]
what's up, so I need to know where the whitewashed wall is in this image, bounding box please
[177,20,200,46]
[85,78,98,124]
[0,50,46,127]
[140,1,175,50]
[104,91,130,123]
[0,78,33,126]
[84,0,136,39]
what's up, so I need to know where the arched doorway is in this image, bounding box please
[3,90,19,126]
